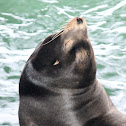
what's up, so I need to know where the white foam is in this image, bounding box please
[98,1,126,16]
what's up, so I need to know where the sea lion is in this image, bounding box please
[19,17,126,126]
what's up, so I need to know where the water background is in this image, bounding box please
[0,0,126,125]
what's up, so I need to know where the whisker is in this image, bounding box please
[41,18,71,46]
[52,31,62,39]
[42,30,64,46]
[59,27,65,31]
[59,24,66,29]
[60,21,68,26]
[65,18,71,23]
[60,23,66,26]
[52,30,63,40]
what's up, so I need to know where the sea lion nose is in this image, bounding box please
[77,17,83,24]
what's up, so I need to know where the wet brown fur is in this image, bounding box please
[19,17,126,126]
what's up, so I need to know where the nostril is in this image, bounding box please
[77,17,83,24]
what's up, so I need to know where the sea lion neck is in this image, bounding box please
[42,79,97,96]
[59,39,97,88]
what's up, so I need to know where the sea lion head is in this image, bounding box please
[31,17,96,88]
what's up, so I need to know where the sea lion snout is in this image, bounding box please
[62,17,88,50]
[64,17,87,33]
[77,17,83,24]
[61,17,89,58]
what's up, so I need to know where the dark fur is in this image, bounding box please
[19,18,126,126]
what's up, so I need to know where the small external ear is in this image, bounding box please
[53,60,59,66]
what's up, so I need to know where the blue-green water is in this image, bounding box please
[0,0,126,125]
